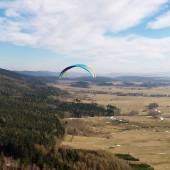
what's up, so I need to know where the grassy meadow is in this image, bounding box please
[62,116,170,170]
[55,81,170,170]
[55,81,170,113]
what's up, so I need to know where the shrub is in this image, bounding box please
[148,103,159,110]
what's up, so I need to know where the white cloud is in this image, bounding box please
[5,9,19,17]
[0,0,170,73]
[148,11,170,29]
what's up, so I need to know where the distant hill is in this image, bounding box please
[16,70,58,77]
[0,67,48,85]
[15,70,116,83]
[0,68,59,84]
[114,76,157,82]
[114,76,170,83]
[3,68,170,85]
[61,75,170,85]
[106,72,139,78]
[107,72,170,78]
[0,68,28,80]
[16,70,91,77]
[65,76,115,82]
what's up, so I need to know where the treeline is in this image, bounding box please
[97,82,113,86]
[0,148,132,170]
[55,100,121,117]
[71,81,90,88]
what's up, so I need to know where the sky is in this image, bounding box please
[0,0,170,74]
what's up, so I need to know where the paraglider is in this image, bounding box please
[58,64,96,79]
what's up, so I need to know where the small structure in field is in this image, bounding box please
[159,116,164,121]
[110,117,129,124]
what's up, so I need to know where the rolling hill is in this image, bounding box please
[0,68,134,170]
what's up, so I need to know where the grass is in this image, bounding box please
[55,83,170,113]
[62,116,170,170]
[56,82,170,170]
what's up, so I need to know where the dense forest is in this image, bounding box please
[0,68,152,170]
[0,68,66,167]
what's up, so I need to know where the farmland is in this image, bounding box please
[61,116,170,170]
[55,80,170,170]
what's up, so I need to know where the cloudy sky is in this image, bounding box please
[0,0,170,74]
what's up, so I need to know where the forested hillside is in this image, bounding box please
[0,68,66,166]
[0,68,141,170]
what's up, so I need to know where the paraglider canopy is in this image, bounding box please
[58,64,96,79]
